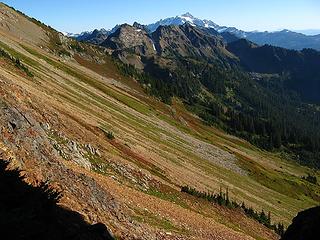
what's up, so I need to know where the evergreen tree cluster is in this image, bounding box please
[181,185,285,236]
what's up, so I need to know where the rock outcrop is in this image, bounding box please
[0,160,114,240]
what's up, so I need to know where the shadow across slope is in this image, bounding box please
[0,159,114,240]
[281,206,320,240]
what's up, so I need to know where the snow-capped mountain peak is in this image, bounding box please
[180,12,195,23]
[181,12,194,18]
[68,13,222,38]
[147,12,221,32]
[157,13,245,36]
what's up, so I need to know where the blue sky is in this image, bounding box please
[2,0,320,34]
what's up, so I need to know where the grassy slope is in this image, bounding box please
[0,6,319,239]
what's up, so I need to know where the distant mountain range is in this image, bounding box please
[68,13,320,51]
[296,29,320,35]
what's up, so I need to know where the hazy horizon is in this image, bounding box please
[2,0,320,34]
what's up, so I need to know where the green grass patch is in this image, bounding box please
[0,44,34,77]
[99,126,115,140]
[237,153,320,202]
[84,153,111,176]
[0,41,39,68]
[146,187,189,210]
[20,44,153,115]
[131,208,186,233]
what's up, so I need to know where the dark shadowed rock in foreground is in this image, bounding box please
[0,160,114,240]
[281,206,320,240]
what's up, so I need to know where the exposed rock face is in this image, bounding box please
[101,23,231,71]
[101,24,157,68]
[0,75,125,239]
[77,29,110,45]
[103,23,226,60]
[152,24,225,60]
[0,160,114,240]
[281,206,320,240]
[133,22,150,33]
[102,24,157,57]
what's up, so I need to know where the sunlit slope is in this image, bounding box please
[0,3,319,239]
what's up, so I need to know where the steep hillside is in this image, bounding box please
[0,3,49,45]
[227,39,320,103]
[151,24,226,60]
[1,3,320,240]
[245,30,320,51]
[0,160,114,240]
[102,22,320,169]
[102,23,236,103]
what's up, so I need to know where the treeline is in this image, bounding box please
[181,186,285,236]
[206,98,320,154]
[193,65,320,163]
[0,48,34,77]
[116,59,200,104]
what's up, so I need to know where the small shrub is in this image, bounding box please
[58,49,71,57]
[99,127,115,140]
[15,58,34,77]
[106,131,115,140]
[302,174,317,184]
[70,43,84,53]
